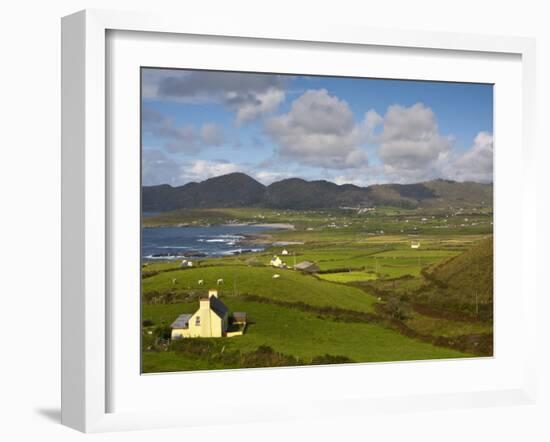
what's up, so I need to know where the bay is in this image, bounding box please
[141,224,281,260]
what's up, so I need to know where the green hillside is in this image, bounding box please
[422,180,493,208]
[416,236,494,319]
[142,298,468,373]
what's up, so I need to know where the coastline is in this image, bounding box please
[143,221,295,230]
[141,222,295,260]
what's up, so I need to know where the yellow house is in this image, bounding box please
[171,290,246,339]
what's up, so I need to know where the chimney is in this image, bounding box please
[199,295,210,310]
[208,289,218,298]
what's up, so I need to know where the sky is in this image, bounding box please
[141,68,493,187]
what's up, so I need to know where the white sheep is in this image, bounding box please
[272,274,280,279]
[217,278,224,285]
[198,279,204,286]
[172,278,177,285]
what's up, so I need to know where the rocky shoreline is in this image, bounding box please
[142,223,297,260]
[238,232,275,246]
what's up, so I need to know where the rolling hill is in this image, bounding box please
[142,173,265,212]
[417,236,494,319]
[142,172,493,212]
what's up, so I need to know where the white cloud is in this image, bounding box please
[373,103,453,182]
[253,170,293,185]
[184,160,241,183]
[265,89,369,169]
[143,107,226,153]
[142,149,181,186]
[330,163,386,187]
[363,109,383,142]
[143,69,288,124]
[286,88,354,134]
[234,88,285,125]
[444,131,493,182]
[142,149,244,186]
[200,123,225,145]
[332,173,372,187]
[365,104,492,183]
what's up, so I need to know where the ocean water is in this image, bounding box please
[141,225,279,260]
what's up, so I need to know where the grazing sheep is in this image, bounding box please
[198,279,204,286]
[217,278,224,285]
[272,274,280,279]
[377,297,382,302]
[172,278,177,285]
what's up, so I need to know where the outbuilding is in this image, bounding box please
[294,261,319,273]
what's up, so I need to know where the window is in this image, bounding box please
[195,316,201,326]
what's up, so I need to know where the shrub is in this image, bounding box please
[241,345,301,368]
[154,324,172,340]
[382,295,412,321]
[311,354,354,365]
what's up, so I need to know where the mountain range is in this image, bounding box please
[142,172,493,212]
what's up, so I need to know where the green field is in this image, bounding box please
[317,271,378,283]
[141,206,493,372]
[143,265,378,313]
[142,298,469,372]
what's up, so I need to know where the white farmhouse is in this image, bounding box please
[180,259,194,267]
[270,255,285,268]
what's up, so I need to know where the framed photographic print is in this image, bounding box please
[140,67,494,373]
[61,9,538,433]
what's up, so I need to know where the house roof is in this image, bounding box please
[171,313,192,329]
[295,261,316,270]
[232,312,247,319]
[209,296,229,319]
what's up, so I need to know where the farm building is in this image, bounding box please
[295,261,319,273]
[270,255,285,268]
[232,312,247,324]
[171,290,246,339]
[281,249,289,255]
[180,259,193,267]
[411,241,421,249]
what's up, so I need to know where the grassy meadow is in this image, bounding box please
[141,206,493,373]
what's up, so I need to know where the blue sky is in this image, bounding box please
[142,68,493,187]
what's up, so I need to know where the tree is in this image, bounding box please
[384,295,412,320]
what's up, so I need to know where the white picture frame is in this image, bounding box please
[61,9,538,433]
